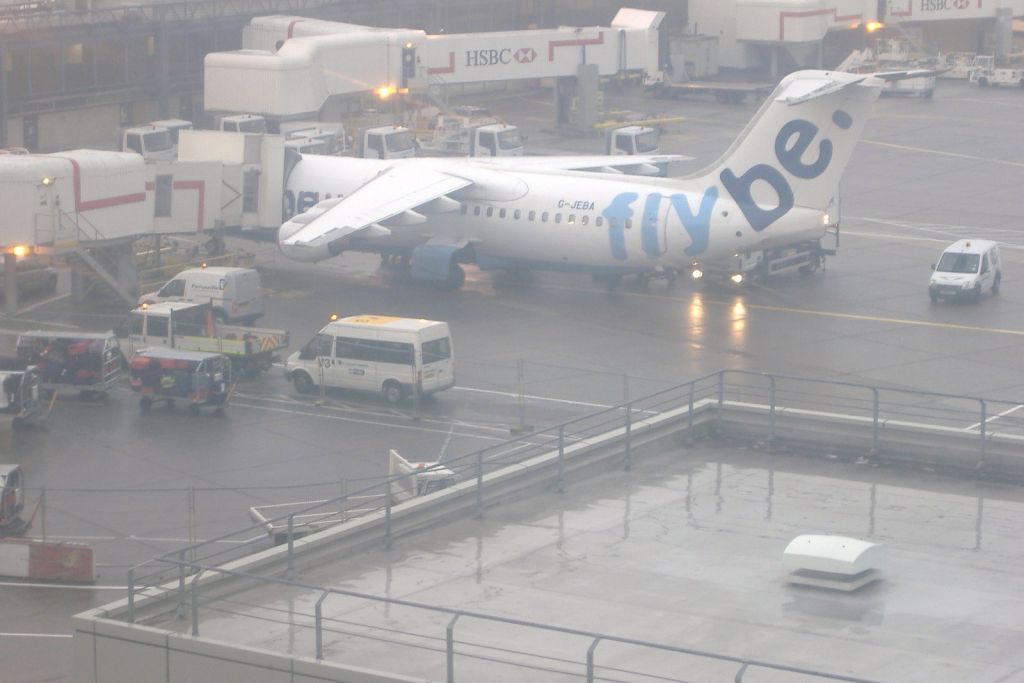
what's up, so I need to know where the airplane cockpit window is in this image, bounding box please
[936,253,980,274]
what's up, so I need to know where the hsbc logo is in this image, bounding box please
[514,47,536,64]
[465,47,535,67]
[919,0,972,10]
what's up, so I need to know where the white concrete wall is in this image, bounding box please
[74,616,431,683]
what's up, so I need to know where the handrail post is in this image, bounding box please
[557,426,565,493]
[127,568,135,623]
[734,662,750,682]
[446,613,461,683]
[475,451,484,518]
[870,387,880,458]
[315,590,330,660]
[768,375,776,442]
[286,514,295,580]
[979,399,987,472]
[190,569,205,637]
[686,381,695,445]
[716,370,725,434]
[384,487,392,548]
[175,550,187,619]
[586,637,602,683]
[624,402,632,471]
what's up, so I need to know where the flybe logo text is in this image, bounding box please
[600,109,852,259]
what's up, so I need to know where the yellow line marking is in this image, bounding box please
[542,283,1024,336]
[717,300,1024,336]
[863,140,1024,168]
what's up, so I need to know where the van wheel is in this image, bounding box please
[293,372,315,395]
[382,381,405,405]
[992,274,1001,294]
[972,283,982,302]
[929,289,939,303]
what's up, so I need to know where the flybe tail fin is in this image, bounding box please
[695,70,882,227]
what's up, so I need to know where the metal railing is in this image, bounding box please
[111,368,1024,682]
[134,560,886,683]
[122,369,1024,590]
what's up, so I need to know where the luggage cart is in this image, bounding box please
[16,331,125,399]
[129,348,233,415]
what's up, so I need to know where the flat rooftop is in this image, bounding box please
[141,442,1024,682]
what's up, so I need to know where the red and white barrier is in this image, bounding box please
[0,539,94,582]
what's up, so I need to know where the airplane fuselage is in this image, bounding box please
[281,155,828,273]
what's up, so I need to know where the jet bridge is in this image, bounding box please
[204,8,665,127]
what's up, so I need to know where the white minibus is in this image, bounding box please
[284,316,454,403]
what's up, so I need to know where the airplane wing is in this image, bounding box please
[280,163,472,249]
[471,153,690,172]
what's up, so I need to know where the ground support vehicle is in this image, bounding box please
[970,56,1024,88]
[16,331,124,399]
[129,348,232,415]
[415,114,524,157]
[929,239,1001,303]
[690,240,829,287]
[128,302,288,376]
[0,360,48,430]
[138,266,264,324]
[0,258,58,300]
[0,464,28,536]
[940,53,981,79]
[284,315,453,404]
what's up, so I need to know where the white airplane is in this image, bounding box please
[278,70,886,289]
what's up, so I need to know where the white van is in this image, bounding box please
[138,266,264,323]
[929,239,1002,302]
[284,315,454,403]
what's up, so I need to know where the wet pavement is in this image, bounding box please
[5,77,1024,682]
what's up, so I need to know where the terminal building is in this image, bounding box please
[3,0,1024,154]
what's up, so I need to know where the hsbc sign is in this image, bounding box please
[919,0,972,10]
[887,0,992,19]
[465,46,537,67]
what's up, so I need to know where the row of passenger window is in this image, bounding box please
[460,204,634,229]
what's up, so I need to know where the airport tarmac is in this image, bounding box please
[5,78,1024,682]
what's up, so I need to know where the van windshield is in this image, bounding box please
[936,252,980,274]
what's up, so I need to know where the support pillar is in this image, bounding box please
[4,252,17,316]
[0,48,8,149]
[155,10,170,119]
